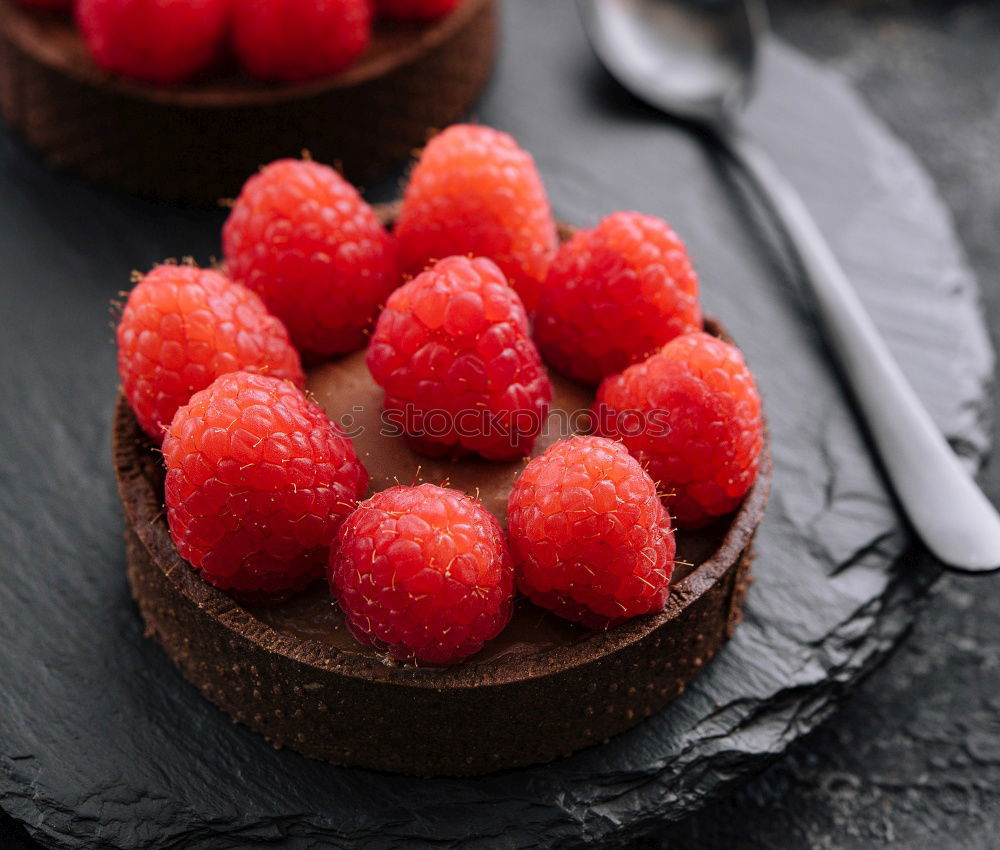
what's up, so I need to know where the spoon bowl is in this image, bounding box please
[578,0,766,126]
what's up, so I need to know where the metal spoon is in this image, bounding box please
[577,0,1000,572]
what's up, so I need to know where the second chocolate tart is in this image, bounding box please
[0,0,496,204]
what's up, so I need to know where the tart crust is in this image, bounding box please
[0,0,496,204]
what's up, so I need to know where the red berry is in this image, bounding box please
[394,124,558,312]
[163,372,369,596]
[534,211,702,384]
[594,332,763,528]
[330,483,514,665]
[366,255,553,460]
[232,0,371,82]
[223,158,399,362]
[376,0,461,21]
[116,263,304,443]
[507,435,674,629]
[76,0,229,85]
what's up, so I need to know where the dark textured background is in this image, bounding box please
[1,0,998,847]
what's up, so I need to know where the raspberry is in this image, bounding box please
[394,124,558,312]
[594,332,763,528]
[116,263,304,443]
[507,436,674,629]
[329,483,514,665]
[376,0,462,21]
[223,158,399,362]
[163,372,369,596]
[534,211,702,384]
[76,0,229,85]
[232,0,371,82]
[366,255,552,460]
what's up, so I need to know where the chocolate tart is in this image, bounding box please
[114,358,769,776]
[113,208,770,776]
[0,0,495,204]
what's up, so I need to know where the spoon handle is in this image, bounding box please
[722,129,1000,572]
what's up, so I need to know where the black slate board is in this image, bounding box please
[0,0,993,846]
